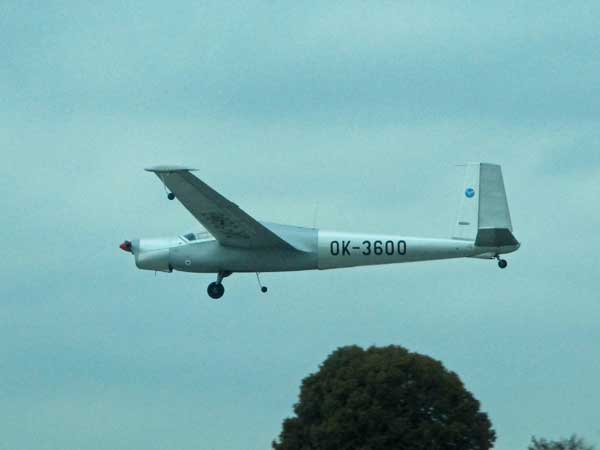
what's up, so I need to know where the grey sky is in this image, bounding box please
[1,2,599,449]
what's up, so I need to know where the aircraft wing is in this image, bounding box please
[145,166,296,250]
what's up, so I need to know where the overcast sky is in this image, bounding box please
[2,2,600,449]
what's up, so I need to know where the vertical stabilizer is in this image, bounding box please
[453,163,480,240]
[453,163,518,248]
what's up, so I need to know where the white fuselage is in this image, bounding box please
[131,225,519,274]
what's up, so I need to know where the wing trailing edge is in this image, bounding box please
[145,165,197,173]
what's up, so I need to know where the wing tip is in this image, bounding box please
[145,165,197,173]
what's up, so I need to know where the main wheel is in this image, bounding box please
[207,282,225,299]
[498,259,508,269]
[167,192,176,200]
[261,286,268,293]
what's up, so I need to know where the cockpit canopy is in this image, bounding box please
[182,230,213,242]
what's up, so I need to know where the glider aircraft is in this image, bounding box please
[120,163,520,299]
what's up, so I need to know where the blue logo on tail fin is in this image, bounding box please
[465,187,475,198]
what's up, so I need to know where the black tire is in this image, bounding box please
[167,192,175,200]
[261,286,268,293]
[498,259,508,269]
[207,282,225,299]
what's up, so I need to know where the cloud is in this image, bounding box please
[3,1,599,124]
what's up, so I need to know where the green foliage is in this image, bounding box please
[272,345,495,450]
[528,435,594,450]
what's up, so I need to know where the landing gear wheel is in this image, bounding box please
[261,286,268,293]
[498,259,508,269]
[207,282,225,299]
[167,192,176,200]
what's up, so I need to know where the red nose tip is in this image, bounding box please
[120,240,132,253]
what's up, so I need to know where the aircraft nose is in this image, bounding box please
[134,238,172,272]
[119,240,133,253]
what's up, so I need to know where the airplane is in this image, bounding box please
[120,163,520,299]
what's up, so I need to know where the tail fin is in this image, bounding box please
[453,163,481,241]
[453,163,519,248]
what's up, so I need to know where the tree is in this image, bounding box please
[272,345,495,450]
[528,435,594,450]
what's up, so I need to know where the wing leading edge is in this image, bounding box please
[145,166,296,251]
